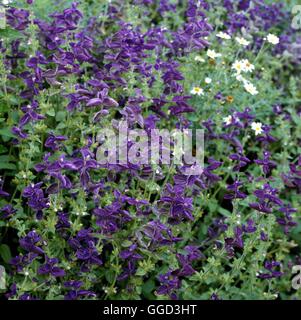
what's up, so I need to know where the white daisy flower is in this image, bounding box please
[194,55,205,63]
[241,59,255,73]
[216,32,231,40]
[235,37,250,46]
[190,86,204,96]
[244,81,258,95]
[266,33,279,45]
[232,60,244,74]
[251,122,263,135]
[205,77,212,84]
[207,49,222,60]
[223,115,232,125]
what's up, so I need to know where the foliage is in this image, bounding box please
[0,0,301,300]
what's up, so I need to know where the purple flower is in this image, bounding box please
[35,154,77,191]
[72,148,99,187]
[255,151,277,175]
[214,92,224,100]
[0,189,9,198]
[34,3,83,51]
[64,280,83,289]
[23,182,49,215]
[6,8,30,31]
[257,261,283,279]
[55,212,71,232]
[114,190,148,207]
[242,219,257,234]
[210,293,221,300]
[159,184,194,224]
[76,241,103,265]
[200,158,222,188]
[169,96,195,116]
[93,201,131,234]
[10,253,39,272]
[260,231,268,242]
[86,88,118,108]
[19,293,38,300]
[143,220,182,247]
[249,202,272,214]
[229,153,251,171]
[256,125,277,145]
[0,177,9,198]
[44,133,67,151]
[38,257,65,277]
[253,184,283,206]
[68,229,102,271]
[276,205,297,234]
[224,180,247,200]
[235,107,255,123]
[120,244,142,260]
[64,280,96,300]
[176,246,204,276]
[19,101,45,127]
[117,261,137,281]
[19,231,44,255]
[12,126,28,139]
[5,284,18,299]
[249,183,283,214]
[207,218,228,239]
[157,271,181,300]
[225,226,244,257]
[282,156,301,193]
[0,204,16,219]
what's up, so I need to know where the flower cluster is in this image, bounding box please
[0,0,300,301]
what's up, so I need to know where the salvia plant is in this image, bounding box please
[0,0,301,300]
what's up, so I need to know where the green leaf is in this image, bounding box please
[0,244,11,263]
[135,268,147,276]
[218,207,232,217]
[0,128,15,139]
[0,155,16,170]
[104,269,116,284]
[0,145,7,154]
[0,28,22,40]
[46,108,56,117]
[55,111,66,121]
[142,279,155,299]
[121,240,133,247]
[0,162,16,170]
[56,122,66,129]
